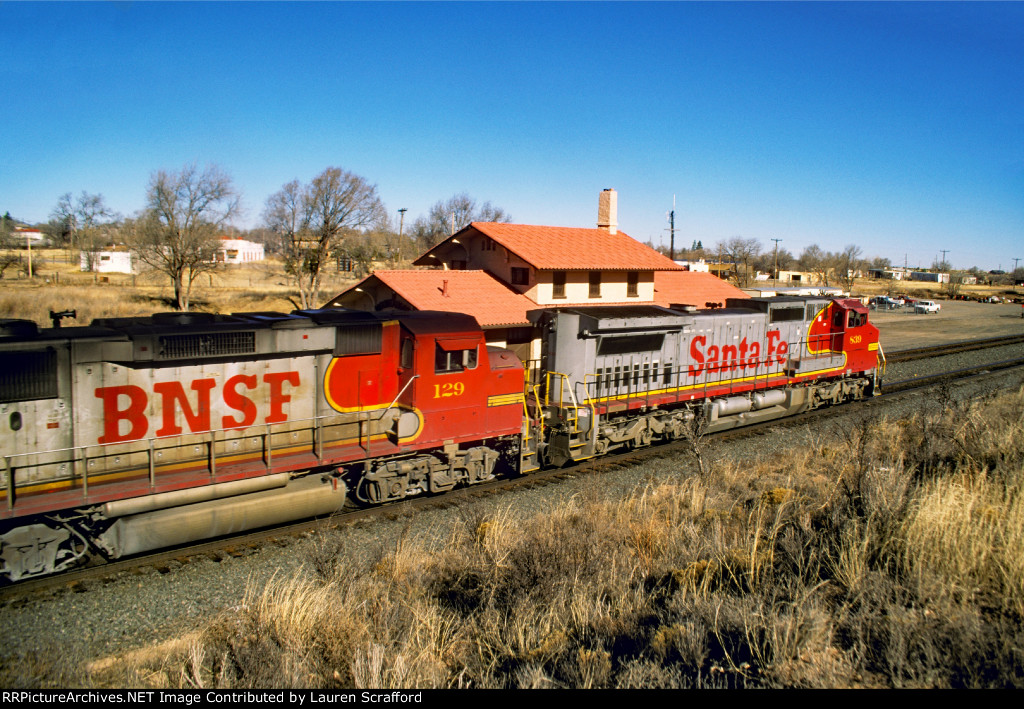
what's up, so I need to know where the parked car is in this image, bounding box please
[870,296,901,310]
[915,300,941,314]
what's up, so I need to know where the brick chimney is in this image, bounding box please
[597,188,617,235]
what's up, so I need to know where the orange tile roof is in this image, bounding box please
[415,223,684,271]
[653,271,748,309]
[345,270,537,328]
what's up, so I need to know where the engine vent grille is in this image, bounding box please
[334,323,382,357]
[158,331,256,360]
[0,349,58,403]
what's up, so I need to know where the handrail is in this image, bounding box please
[2,403,417,510]
[1,404,402,463]
[380,375,420,419]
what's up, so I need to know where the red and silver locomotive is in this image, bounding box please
[522,296,880,470]
[0,309,523,581]
[0,295,880,582]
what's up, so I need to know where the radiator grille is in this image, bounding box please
[334,323,382,356]
[0,349,58,403]
[158,331,256,359]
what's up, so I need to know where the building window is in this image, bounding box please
[451,260,467,270]
[481,237,496,251]
[552,271,566,299]
[511,267,529,286]
[589,271,601,298]
[627,272,639,297]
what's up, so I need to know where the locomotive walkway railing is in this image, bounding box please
[2,405,403,513]
[572,332,852,412]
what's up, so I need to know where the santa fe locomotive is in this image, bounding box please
[0,295,881,581]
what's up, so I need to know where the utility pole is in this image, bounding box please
[397,208,407,262]
[771,238,782,288]
[1012,257,1020,272]
[940,249,950,270]
[666,195,676,261]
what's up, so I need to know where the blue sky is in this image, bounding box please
[3,1,1022,270]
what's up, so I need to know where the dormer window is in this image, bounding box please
[511,267,529,285]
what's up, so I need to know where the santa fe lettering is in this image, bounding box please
[688,331,783,378]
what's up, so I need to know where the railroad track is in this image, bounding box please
[5,338,1024,603]
[882,356,1024,394]
[885,334,1024,363]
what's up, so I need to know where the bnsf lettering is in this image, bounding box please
[94,371,301,444]
[688,331,787,377]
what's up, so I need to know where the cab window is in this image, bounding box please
[435,342,478,373]
[848,311,866,328]
[400,338,414,369]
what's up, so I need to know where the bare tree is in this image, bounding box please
[717,236,761,286]
[264,167,386,309]
[0,212,21,278]
[944,273,966,299]
[132,164,239,311]
[412,193,511,250]
[49,191,117,250]
[263,179,304,254]
[832,244,864,292]
[755,247,794,275]
[799,244,832,286]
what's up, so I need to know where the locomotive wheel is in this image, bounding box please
[632,425,653,449]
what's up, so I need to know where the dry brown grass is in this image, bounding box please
[0,251,363,325]
[14,386,1024,689]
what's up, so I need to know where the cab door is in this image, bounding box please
[419,336,486,445]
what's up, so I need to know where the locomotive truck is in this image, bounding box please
[0,295,881,582]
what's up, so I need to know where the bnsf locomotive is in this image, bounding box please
[0,296,881,581]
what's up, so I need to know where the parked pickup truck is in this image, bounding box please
[914,300,941,314]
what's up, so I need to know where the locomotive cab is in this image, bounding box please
[827,299,882,382]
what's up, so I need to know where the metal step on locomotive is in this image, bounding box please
[0,295,882,582]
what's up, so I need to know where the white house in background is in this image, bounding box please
[81,249,135,274]
[215,237,264,264]
[673,259,711,273]
[13,227,46,245]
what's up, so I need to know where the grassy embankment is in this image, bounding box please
[22,384,1020,689]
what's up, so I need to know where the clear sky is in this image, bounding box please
[3,1,1022,271]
